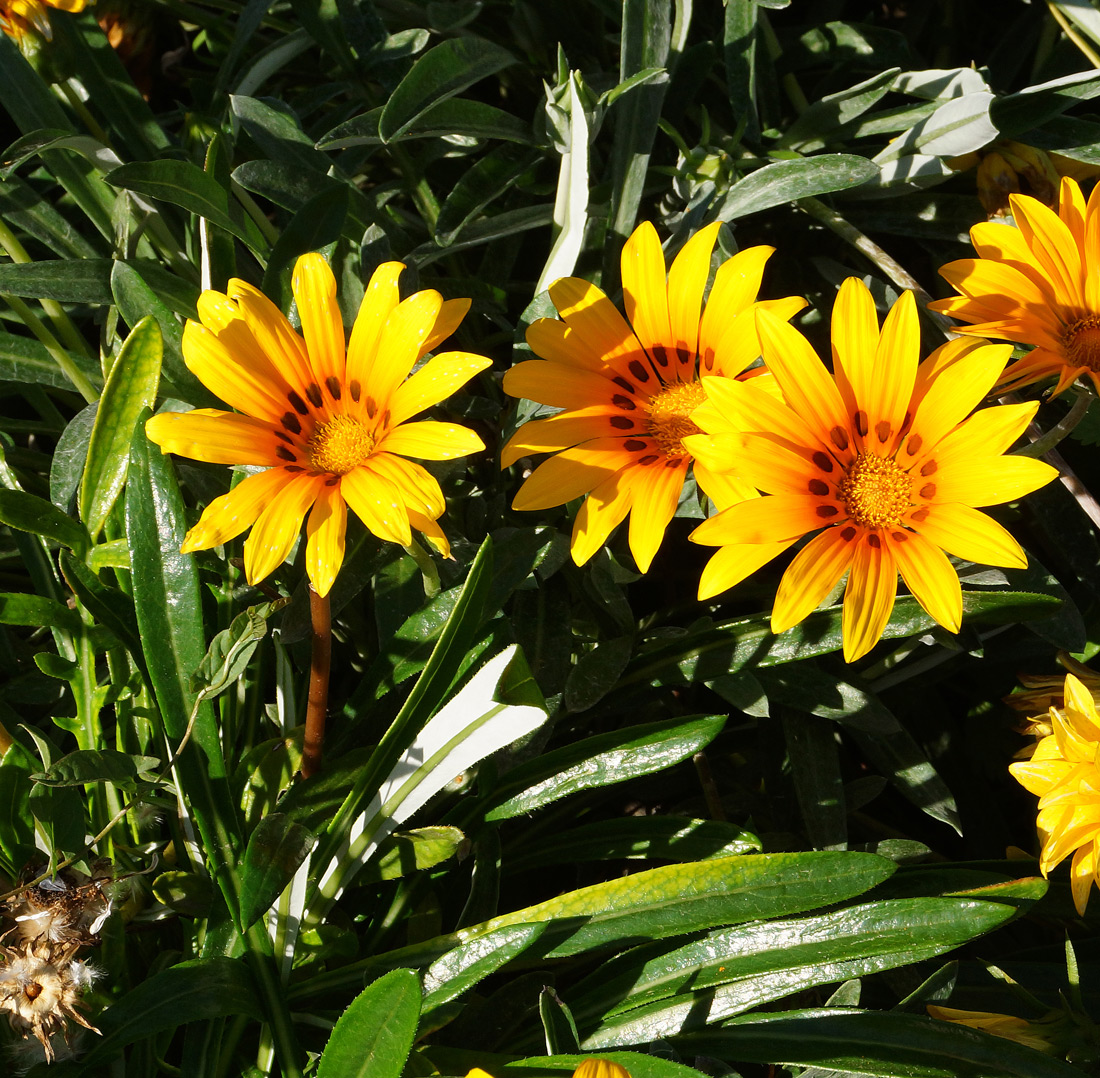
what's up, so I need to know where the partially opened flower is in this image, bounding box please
[1010,673,1100,914]
[930,176,1100,396]
[926,1006,1059,1053]
[0,0,83,40]
[502,220,805,571]
[687,277,1058,662]
[146,254,488,597]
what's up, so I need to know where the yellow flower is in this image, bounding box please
[686,277,1058,662]
[464,1061,630,1078]
[930,176,1100,396]
[926,1005,1057,1053]
[0,0,83,40]
[502,220,805,571]
[146,253,488,597]
[1010,673,1100,914]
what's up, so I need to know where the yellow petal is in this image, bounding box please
[409,507,450,555]
[1070,842,1098,915]
[181,467,298,552]
[693,462,760,511]
[292,253,346,386]
[690,494,822,546]
[931,455,1057,507]
[772,526,857,632]
[928,400,1039,470]
[512,438,638,511]
[1010,192,1085,308]
[346,261,404,390]
[341,465,412,546]
[305,481,347,597]
[697,538,794,600]
[226,279,315,396]
[628,456,688,571]
[547,277,650,376]
[570,467,635,566]
[842,535,898,662]
[420,297,470,358]
[502,406,632,468]
[243,472,324,585]
[865,289,919,449]
[831,276,879,418]
[387,351,491,427]
[909,502,1026,568]
[892,530,962,633]
[368,289,445,414]
[666,221,721,380]
[379,420,485,461]
[698,245,775,367]
[621,221,673,369]
[146,409,282,467]
[370,453,445,518]
[182,321,288,423]
[503,360,621,410]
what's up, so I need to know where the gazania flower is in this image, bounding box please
[0,0,83,40]
[1010,673,1100,914]
[502,220,805,571]
[686,277,1058,662]
[930,176,1100,396]
[146,254,488,597]
[466,1060,630,1078]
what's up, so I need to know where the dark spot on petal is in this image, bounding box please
[610,416,634,430]
[624,439,648,451]
[816,504,839,518]
[920,460,938,476]
[875,420,890,442]
[349,379,361,402]
[899,411,913,437]
[651,345,670,367]
[628,359,650,382]
[892,531,908,542]
[812,451,834,473]
[920,483,936,499]
[281,412,302,435]
[666,457,682,468]
[840,526,857,541]
[910,507,930,522]
[867,533,881,548]
[284,465,304,473]
[382,410,391,428]
[275,431,294,444]
[306,383,323,408]
[325,476,340,487]
[676,346,693,365]
[612,394,636,410]
[326,376,341,400]
[639,454,660,465]
[906,434,923,455]
[808,478,829,495]
[612,376,635,393]
[275,446,297,462]
[830,426,849,451]
[854,410,869,437]
[365,396,377,419]
[287,390,309,415]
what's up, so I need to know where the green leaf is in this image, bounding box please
[231,93,334,174]
[28,782,84,862]
[718,155,878,220]
[421,923,547,1014]
[104,160,251,241]
[575,897,1017,1047]
[435,145,540,245]
[0,330,100,390]
[507,816,761,872]
[540,987,581,1054]
[152,870,215,918]
[992,69,1100,136]
[79,317,162,538]
[724,1,759,143]
[484,714,725,821]
[321,99,534,148]
[317,969,421,1078]
[378,38,517,142]
[563,636,633,713]
[0,739,37,870]
[782,709,847,850]
[0,489,89,555]
[0,259,197,313]
[499,1054,702,1078]
[76,958,264,1070]
[32,748,159,789]
[680,1008,1082,1078]
[238,813,316,930]
[191,599,290,702]
[260,186,349,304]
[782,69,901,148]
[357,826,465,886]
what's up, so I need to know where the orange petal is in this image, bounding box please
[621,221,673,365]
[666,222,721,380]
[503,360,620,410]
[908,502,1026,568]
[511,437,640,511]
[831,276,880,418]
[690,493,822,546]
[182,321,289,423]
[502,406,630,468]
[227,279,315,397]
[628,456,688,571]
[341,464,412,546]
[698,245,776,367]
[243,472,325,585]
[931,455,1058,507]
[772,526,858,633]
[420,298,470,358]
[865,289,919,450]
[570,466,635,566]
[1010,192,1085,308]
[547,277,649,376]
[346,261,404,390]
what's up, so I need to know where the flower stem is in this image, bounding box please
[1047,2,1100,68]
[301,586,332,779]
[1015,384,1093,458]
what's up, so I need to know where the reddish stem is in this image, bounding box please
[301,586,331,779]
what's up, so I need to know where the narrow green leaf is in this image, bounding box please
[321,98,534,148]
[681,1008,1083,1078]
[77,958,264,1070]
[357,826,465,886]
[718,155,878,220]
[191,599,289,702]
[540,987,581,1054]
[0,330,100,390]
[0,488,89,555]
[563,636,633,713]
[317,969,421,1078]
[435,145,540,245]
[485,714,725,821]
[238,813,316,930]
[992,69,1100,136]
[0,593,80,634]
[782,709,847,851]
[80,316,162,538]
[378,38,517,142]
[103,160,250,241]
[33,748,159,789]
[261,186,349,304]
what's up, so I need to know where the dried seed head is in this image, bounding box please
[4,865,113,948]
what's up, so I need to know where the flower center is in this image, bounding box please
[835,451,912,529]
[646,380,708,457]
[308,414,375,475]
[1063,317,1100,372]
